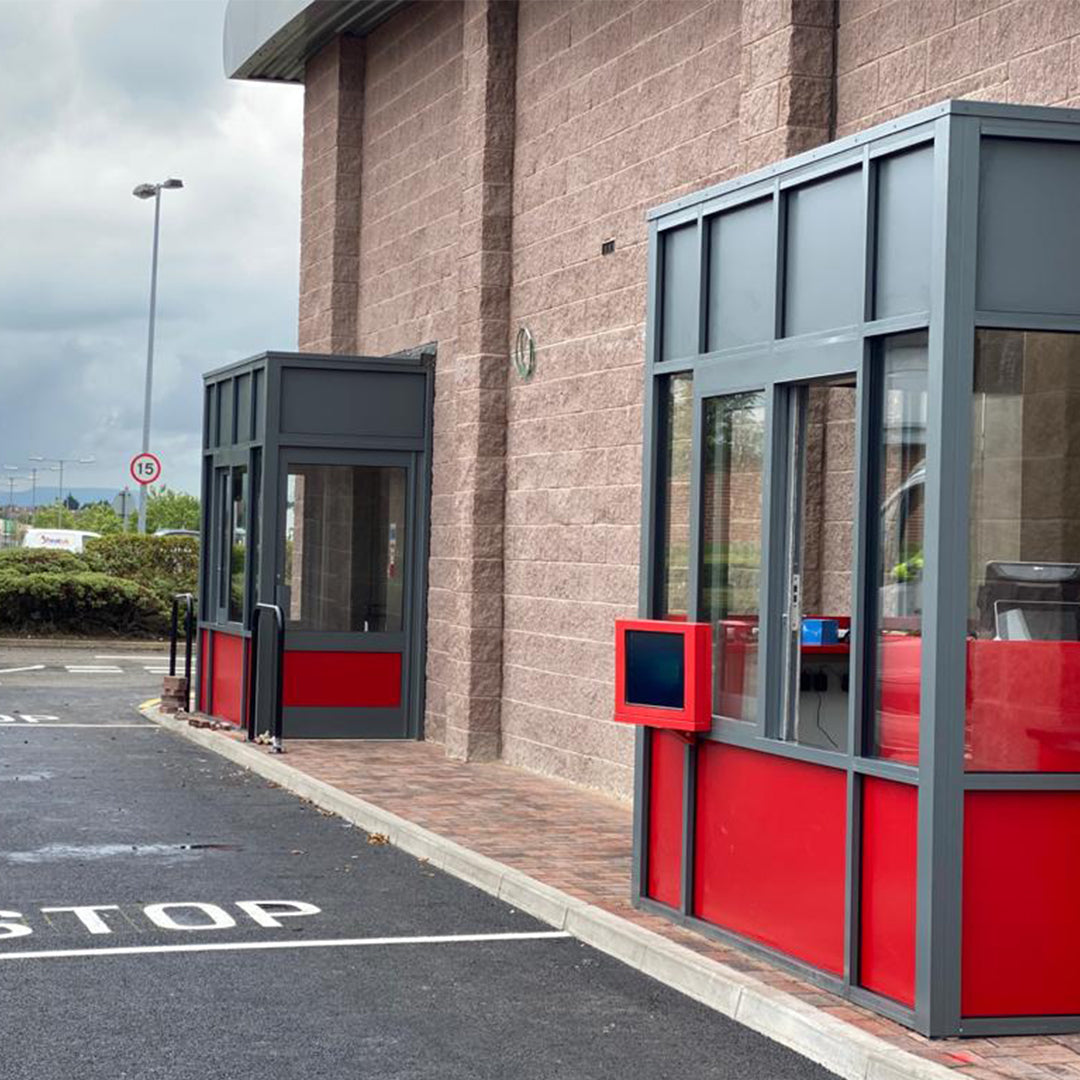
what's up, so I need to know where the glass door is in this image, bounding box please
[778,374,858,753]
[277,450,418,738]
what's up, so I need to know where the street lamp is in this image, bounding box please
[133,177,183,535]
[4,474,28,516]
[28,456,94,527]
[11,463,49,518]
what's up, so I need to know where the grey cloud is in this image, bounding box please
[0,0,302,494]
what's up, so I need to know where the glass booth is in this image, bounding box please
[632,100,1080,1037]
[197,350,433,740]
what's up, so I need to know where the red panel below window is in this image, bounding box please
[963,791,1080,1017]
[210,630,246,727]
[967,641,1080,772]
[693,743,846,974]
[646,729,684,908]
[282,651,402,708]
[198,629,209,713]
[860,778,917,1007]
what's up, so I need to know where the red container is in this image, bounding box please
[614,619,712,732]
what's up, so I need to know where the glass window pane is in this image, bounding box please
[228,466,248,623]
[780,377,856,752]
[699,393,765,722]
[661,224,698,362]
[872,333,928,763]
[968,330,1080,771]
[215,469,229,615]
[284,464,407,633]
[784,169,862,336]
[658,375,692,618]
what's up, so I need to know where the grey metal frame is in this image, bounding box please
[199,349,435,741]
[635,100,1080,1038]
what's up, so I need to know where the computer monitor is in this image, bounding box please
[977,561,1080,636]
[994,599,1080,642]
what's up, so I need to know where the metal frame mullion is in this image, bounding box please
[845,337,874,989]
[633,222,663,908]
[760,383,788,741]
[914,113,979,1038]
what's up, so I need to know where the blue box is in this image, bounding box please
[801,618,839,645]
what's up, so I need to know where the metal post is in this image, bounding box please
[138,190,161,536]
[184,598,194,713]
[246,609,259,742]
[169,595,180,677]
[248,603,285,752]
[57,459,63,527]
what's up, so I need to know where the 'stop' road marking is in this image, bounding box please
[0,930,572,962]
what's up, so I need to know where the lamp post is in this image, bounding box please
[4,475,27,515]
[133,177,183,535]
[28,456,94,527]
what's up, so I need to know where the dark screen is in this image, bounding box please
[625,630,685,710]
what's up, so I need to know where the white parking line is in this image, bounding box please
[0,665,45,675]
[0,724,157,729]
[144,667,172,674]
[95,655,171,661]
[0,929,572,962]
[65,666,123,674]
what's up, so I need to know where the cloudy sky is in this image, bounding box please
[0,0,302,498]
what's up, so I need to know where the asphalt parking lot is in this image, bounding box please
[0,644,836,1080]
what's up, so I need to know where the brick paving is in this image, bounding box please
[241,736,1079,1079]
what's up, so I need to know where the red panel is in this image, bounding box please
[963,791,1080,1017]
[877,637,921,765]
[210,631,246,727]
[715,617,757,721]
[282,651,401,708]
[967,641,1080,771]
[613,619,712,732]
[693,743,846,974]
[860,778,917,1007]
[646,729,684,908]
[198,629,209,713]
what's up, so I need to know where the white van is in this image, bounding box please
[21,529,101,553]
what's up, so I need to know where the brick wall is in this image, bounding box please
[836,0,1080,137]
[295,0,1080,801]
[355,1,466,746]
[502,0,744,797]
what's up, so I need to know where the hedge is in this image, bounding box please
[84,534,199,607]
[0,571,166,637]
[0,549,90,575]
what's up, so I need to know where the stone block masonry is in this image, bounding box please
[297,0,1080,799]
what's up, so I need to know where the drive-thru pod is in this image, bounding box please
[197,350,433,740]
[629,100,1080,1037]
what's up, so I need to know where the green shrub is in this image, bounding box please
[0,549,90,575]
[0,571,166,637]
[83,534,199,606]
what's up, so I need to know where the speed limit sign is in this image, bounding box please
[130,452,162,486]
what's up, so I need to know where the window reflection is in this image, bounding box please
[228,466,248,624]
[699,393,765,721]
[968,330,1080,771]
[872,333,928,764]
[284,465,406,633]
[658,375,693,618]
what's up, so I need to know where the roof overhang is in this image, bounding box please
[223,0,406,82]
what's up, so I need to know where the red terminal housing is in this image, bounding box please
[614,619,712,732]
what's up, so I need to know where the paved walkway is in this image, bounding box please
[193,732,1080,1080]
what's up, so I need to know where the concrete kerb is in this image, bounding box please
[140,704,957,1080]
